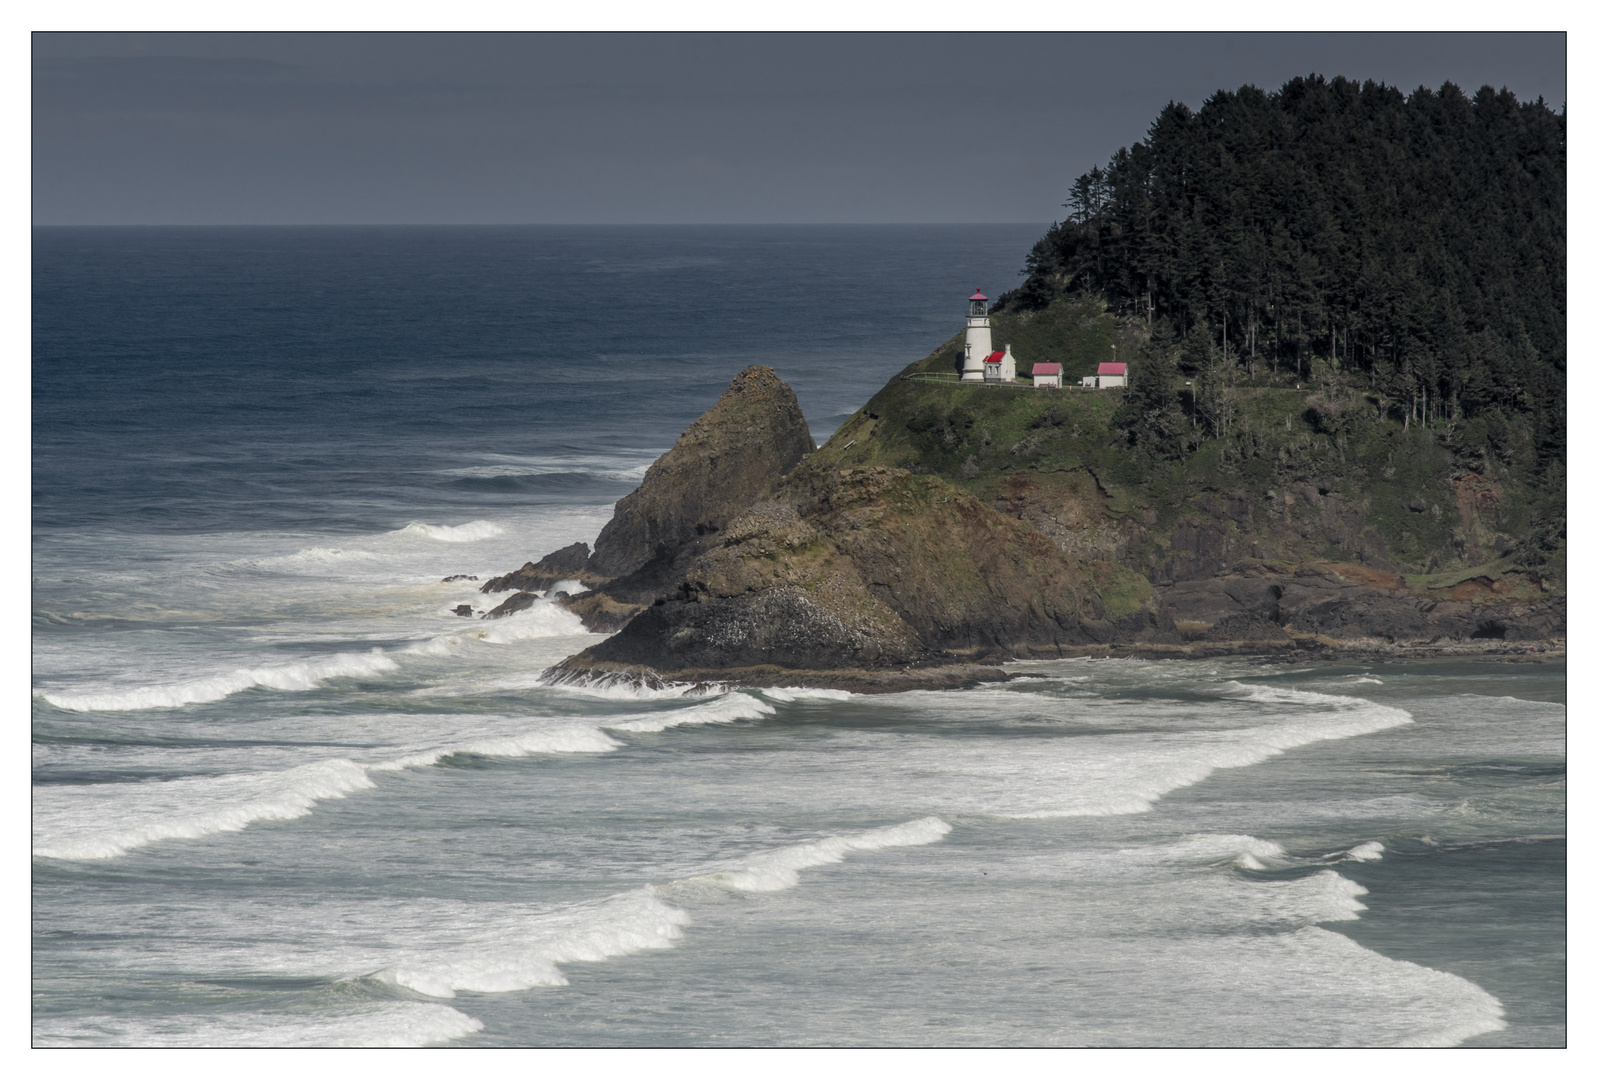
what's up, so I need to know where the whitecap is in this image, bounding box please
[33,759,376,860]
[603,691,776,733]
[394,520,504,542]
[684,817,952,893]
[1344,840,1386,862]
[37,649,399,712]
[763,687,854,702]
[372,888,691,997]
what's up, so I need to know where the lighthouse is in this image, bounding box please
[961,291,992,381]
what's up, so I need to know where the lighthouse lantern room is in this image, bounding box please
[961,291,992,381]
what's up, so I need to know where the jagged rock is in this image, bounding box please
[452,604,474,617]
[586,365,816,581]
[559,592,647,634]
[442,574,478,583]
[481,542,603,594]
[483,591,539,620]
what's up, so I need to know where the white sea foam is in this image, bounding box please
[370,725,623,770]
[32,1003,484,1048]
[37,650,399,712]
[247,545,387,570]
[1155,833,1294,871]
[36,710,633,859]
[403,601,592,656]
[688,817,952,893]
[315,819,947,999]
[33,759,376,860]
[1344,840,1386,862]
[34,687,781,860]
[603,691,775,733]
[394,520,504,542]
[763,687,854,702]
[1261,928,1505,1046]
[481,602,588,641]
[373,888,692,998]
[843,681,1415,821]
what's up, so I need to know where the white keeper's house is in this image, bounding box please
[984,344,1017,383]
[1032,362,1062,388]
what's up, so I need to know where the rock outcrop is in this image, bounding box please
[551,462,1119,686]
[468,365,1561,694]
[586,365,816,583]
[481,542,603,595]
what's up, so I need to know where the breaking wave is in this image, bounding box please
[602,691,775,733]
[373,888,691,998]
[393,520,503,542]
[37,651,399,713]
[373,817,952,998]
[33,759,377,860]
[683,816,952,893]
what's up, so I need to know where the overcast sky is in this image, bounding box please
[32,32,1566,226]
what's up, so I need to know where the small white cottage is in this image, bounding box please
[983,343,1017,383]
[1032,362,1062,388]
[1096,361,1127,388]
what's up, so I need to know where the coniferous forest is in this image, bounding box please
[999,75,1564,566]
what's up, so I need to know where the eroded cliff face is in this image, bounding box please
[475,365,816,629]
[586,364,816,581]
[557,464,1118,684]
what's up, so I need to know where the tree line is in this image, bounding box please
[1000,75,1565,484]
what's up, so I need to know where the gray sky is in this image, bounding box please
[32,32,1566,226]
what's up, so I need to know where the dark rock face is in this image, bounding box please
[483,591,539,620]
[452,604,475,617]
[442,574,479,583]
[1162,563,1563,645]
[586,365,816,580]
[481,542,601,594]
[557,592,646,634]
[559,464,1109,682]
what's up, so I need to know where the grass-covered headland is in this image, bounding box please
[819,75,1564,599]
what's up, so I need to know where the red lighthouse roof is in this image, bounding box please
[969,290,988,302]
[983,351,1005,364]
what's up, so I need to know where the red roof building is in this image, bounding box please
[1032,363,1062,375]
[1097,362,1127,375]
[982,350,1005,364]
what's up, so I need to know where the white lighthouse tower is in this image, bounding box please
[961,290,993,381]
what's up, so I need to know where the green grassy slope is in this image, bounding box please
[811,298,1561,595]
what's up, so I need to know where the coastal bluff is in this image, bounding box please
[472,364,1561,693]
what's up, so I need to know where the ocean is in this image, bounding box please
[32,226,1565,1047]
